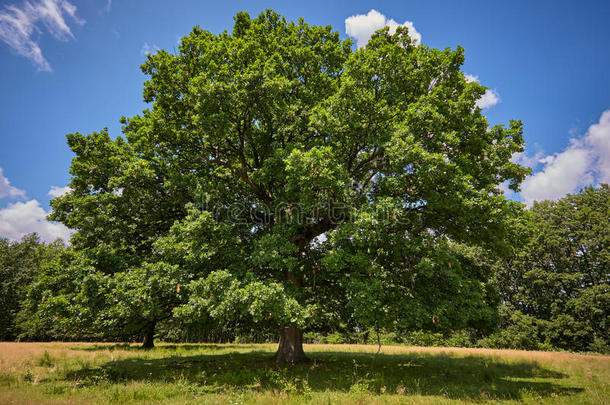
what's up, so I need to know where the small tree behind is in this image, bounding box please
[495,185,610,352]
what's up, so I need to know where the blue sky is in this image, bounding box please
[0,0,609,241]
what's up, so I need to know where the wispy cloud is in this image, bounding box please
[140,42,159,57]
[0,0,84,71]
[48,185,71,198]
[520,109,610,205]
[345,9,421,48]
[105,0,112,13]
[511,150,544,169]
[0,167,26,199]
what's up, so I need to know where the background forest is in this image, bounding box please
[2,185,608,354]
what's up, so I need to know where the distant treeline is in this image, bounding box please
[1,185,608,354]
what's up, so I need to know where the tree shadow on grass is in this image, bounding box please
[69,343,257,352]
[66,350,581,401]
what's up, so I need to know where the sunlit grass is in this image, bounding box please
[0,342,608,404]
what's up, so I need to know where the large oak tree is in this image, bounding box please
[44,10,527,361]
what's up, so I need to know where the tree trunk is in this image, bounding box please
[275,326,306,363]
[142,321,156,348]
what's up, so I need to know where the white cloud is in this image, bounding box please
[520,109,610,206]
[498,151,543,197]
[586,110,610,183]
[511,150,544,169]
[0,0,84,71]
[475,89,500,109]
[0,167,26,199]
[140,42,159,57]
[498,180,512,196]
[105,0,112,13]
[0,199,72,242]
[345,9,421,48]
[48,185,71,198]
[520,145,592,205]
[0,172,72,242]
[464,74,478,83]
[464,73,500,109]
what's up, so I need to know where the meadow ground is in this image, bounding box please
[0,342,608,404]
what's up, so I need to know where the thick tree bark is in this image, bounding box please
[141,321,156,348]
[275,326,306,363]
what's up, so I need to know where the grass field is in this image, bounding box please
[0,342,608,404]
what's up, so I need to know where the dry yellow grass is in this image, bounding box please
[0,342,99,369]
[0,342,608,404]
[2,341,606,365]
